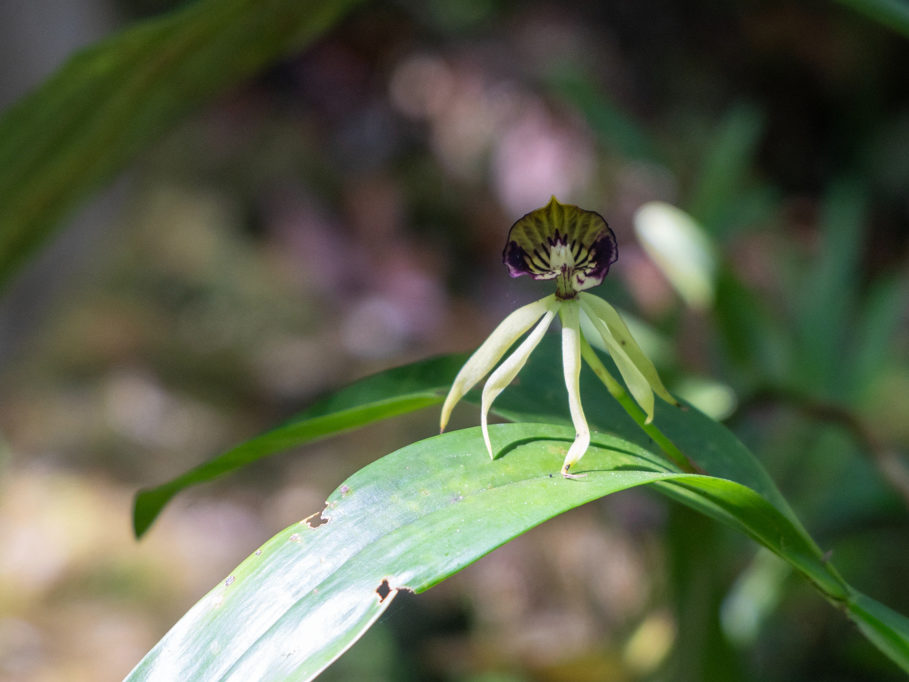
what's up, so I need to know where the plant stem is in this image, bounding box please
[580,336,700,473]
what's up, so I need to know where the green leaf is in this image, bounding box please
[0,0,363,287]
[135,335,793,536]
[127,423,908,680]
[848,590,909,670]
[494,335,797,519]
[133,353,466,537]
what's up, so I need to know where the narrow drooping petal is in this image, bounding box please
[580,292,678,406]
[503,197,617,299]
[579,296,655,421]
[440,295,558,432]
[480,309,557,458]
[558,300,591,475]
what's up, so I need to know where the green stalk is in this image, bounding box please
[579,336,699,473]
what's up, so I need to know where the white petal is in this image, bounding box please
[481,309,556,458]
[579,295,656,423]
[440,295,557,432]
[580,292,677,406]
[559,300,591,474]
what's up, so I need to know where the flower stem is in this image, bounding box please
[579,336,700,473]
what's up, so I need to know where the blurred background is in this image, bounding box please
[0,0,908,680]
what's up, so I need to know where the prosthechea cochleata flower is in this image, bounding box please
[440,196,681,478]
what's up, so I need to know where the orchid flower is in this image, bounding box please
[440,196,679,477]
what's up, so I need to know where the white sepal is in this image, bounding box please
[480,309,557,458]
[440,295,557,433]
[580,292,677,406]
[579,295,656,423]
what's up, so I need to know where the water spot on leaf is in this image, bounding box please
[340,484,351,496]
[225,575,235,587]
[255,549,262,556]
[288,533,301,543]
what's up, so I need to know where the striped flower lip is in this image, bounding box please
[503,196,617,299]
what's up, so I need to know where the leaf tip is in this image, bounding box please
[132,486,176,539]
[132,492,155,539]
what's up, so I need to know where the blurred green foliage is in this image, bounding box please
[0,0,364,287]
[0,0,907,680]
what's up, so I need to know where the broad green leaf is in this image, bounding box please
[133,353,466,537]
[493,335,797,520]
[0,0,363,287]
[127,423,908,680]
[135,336,794,535]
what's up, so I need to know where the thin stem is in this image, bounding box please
[580,335,700,474]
